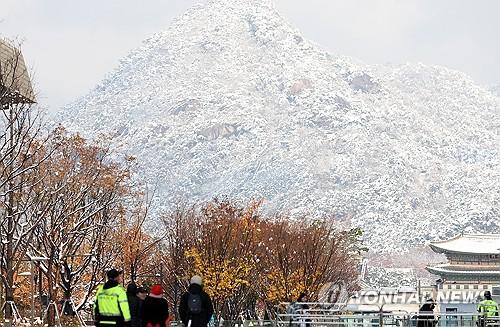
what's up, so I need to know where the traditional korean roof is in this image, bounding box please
[0,39,36,104]
[429,234,500,255]
[426,263,500,276]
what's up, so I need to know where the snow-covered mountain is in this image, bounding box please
[490,84,500,97]
[61,0,500,253]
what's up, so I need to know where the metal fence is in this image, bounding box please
[276,312,500,327]
[1,315,499,327]
[2,306,499,327]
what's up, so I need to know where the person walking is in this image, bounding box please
[287,293,310,327]
[417,299,436,327]
[136,287,149,326]
[179,276,214,327]
[93,269,131,327]
[478,291,499,327]
[127,283,145,327]
[141,284,169,327]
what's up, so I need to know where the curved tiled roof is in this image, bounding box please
[426,263,500,276]
[429,234,500,254]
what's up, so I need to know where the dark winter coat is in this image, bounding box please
[416,303,436,327]
[141,295,169,327]
[287,302,310,327]
[179,284,214,327]
[127,284,142,327]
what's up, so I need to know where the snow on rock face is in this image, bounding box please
[61,0,500,253]
[366,267,417,289]
[490,84,500,97]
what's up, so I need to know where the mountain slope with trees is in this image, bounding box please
[62,0,500,252]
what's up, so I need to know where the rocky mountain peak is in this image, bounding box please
[61,1,500,253]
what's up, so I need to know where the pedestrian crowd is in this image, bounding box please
[93,269,214,327]
[92,268,499,327]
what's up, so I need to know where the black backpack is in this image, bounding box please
[188,292,202,315]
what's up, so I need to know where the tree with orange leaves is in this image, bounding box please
[162,199,364,321]
[26,127,129,324]
[162,199,263,320]
[0,39,51,321]
[159,204,198,318]
[259,217,362,304]
[113,192,166,287]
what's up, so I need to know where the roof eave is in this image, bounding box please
[429,243,500,255]
[426,266,500,276]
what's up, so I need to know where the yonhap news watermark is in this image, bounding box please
[351,290,488,305]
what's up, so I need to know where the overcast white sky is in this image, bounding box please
[2,0,500,111]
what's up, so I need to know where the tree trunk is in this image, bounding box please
[61,268,74,316]
[46,255,56,327]
[4,103,15,320]
[4,209,14,320]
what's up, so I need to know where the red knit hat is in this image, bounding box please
[150,284,163,296]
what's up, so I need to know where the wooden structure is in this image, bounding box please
[426,234,500,313]
[0,39,36,105]
[426,234,500,286]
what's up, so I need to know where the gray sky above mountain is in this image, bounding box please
[2,0,500,111]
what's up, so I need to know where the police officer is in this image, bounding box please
[94,269,131,327]
[478,290,499,327]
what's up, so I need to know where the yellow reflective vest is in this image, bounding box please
[478,299,499,318]
[93,283,131,325]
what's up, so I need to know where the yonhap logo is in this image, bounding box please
[350,290,485,305]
